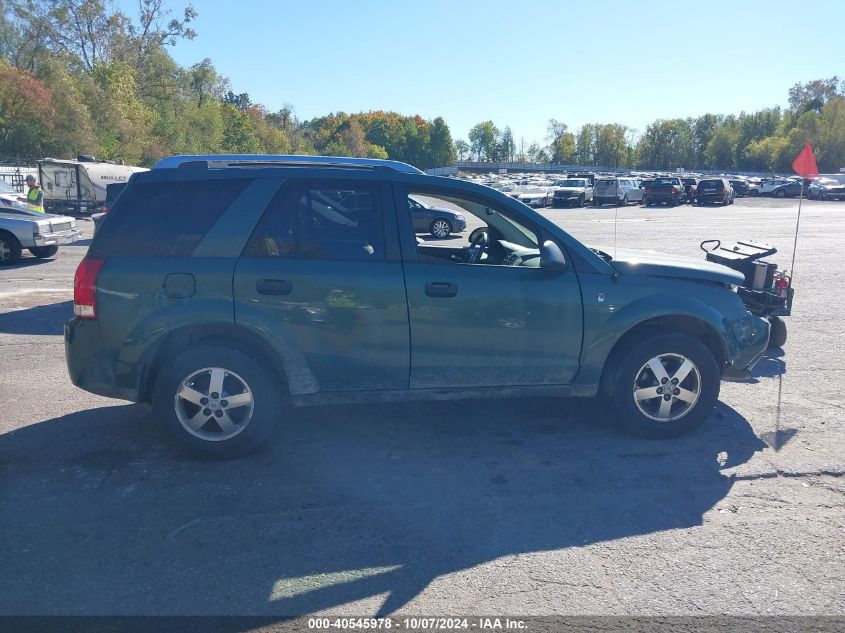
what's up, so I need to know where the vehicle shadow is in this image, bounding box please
[1,257,53,269]
[63,238,92,247]
[0,396,766,616]
[751,348,786,379]
[0,300,71,335]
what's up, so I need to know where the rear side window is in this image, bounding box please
[90,179,250,257]
[243,179,385,261]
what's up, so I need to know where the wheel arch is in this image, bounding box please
[139,322,290,403]
[598,314,727,397]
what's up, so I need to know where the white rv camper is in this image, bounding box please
[38,156,148,214]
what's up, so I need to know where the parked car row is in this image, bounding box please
[463,169,845,210]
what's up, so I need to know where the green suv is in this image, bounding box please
[65,155,770,458]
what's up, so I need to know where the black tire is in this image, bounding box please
[152,344,283,459]
[609,333,720,439]
[775,189,786,198]
[579,195,585,207]
[29,245,59,258]
[0,231,22,265]
[429,218,452,238]
[768,316,787,348]
[621,195,628,206]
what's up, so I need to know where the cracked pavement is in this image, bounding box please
[0,199,842,617]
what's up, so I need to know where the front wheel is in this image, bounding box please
[609,333,720,438]
[621,195,628,206]
[430,218,452,238]
[775,190,786,198]
[0,231,22,265]
[152,344,283,458]
[29,245,59,258]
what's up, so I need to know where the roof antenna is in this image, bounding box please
[613,157,619,263]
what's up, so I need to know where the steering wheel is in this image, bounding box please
[465,230,489,264]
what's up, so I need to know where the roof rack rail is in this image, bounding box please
[152,154,424,174]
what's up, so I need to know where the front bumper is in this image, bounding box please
[34,229,82,247]
[453,218,467,232]
[722,314,770,381]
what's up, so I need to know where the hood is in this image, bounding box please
[607,248,745,285]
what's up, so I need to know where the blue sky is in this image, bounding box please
[140,0,845,145]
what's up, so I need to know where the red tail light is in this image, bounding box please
[671,186,677,194]
[74,258,105,319]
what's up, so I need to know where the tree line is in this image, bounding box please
[461,78,844,173]
[1,1,842,173]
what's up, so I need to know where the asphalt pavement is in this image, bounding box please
[0,198,842,617]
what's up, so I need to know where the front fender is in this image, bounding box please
[575,273,749,385]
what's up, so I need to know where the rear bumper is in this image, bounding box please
[65,318,135,401]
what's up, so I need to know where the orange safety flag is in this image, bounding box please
[791,142,819,178]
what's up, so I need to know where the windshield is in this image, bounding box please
[653,178,677,185]
[698,180,721,189]
[559,179,586,187]
[0,180,18,195]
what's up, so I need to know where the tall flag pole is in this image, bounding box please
[788,143,819,287]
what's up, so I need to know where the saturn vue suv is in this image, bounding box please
[65,155,770,458]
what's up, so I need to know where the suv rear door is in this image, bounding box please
[234,174,410,393]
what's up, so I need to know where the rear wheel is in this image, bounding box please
[29,245,59,258]
[579,195,585,207]
[430,218,452,239]
[152,344,283,458]
[609,333,720,438]
[775,189,786,198]
[0,231,22,265]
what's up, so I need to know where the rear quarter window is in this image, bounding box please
[90,179,250,257]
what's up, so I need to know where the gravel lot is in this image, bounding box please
[0,197,843,617]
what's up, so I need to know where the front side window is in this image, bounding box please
[405,189,540,267]
[245,180,385,261]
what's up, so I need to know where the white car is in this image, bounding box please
[518,186,554,207]
[0,198,81,265]
[749,178,800,197]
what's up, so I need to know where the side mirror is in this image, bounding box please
[540,240,566,272]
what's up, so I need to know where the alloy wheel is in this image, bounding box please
[174,367,255,441]
[431,219,450,238]
[632,353,701,422]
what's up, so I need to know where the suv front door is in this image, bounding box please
[395,183,583,389]
[234,176,410,393]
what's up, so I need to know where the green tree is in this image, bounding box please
[429,116,456,166]
[0,60,53,156]
[575,124,594,165]
[547,119,576,163]
[788,77,842,114]
[635,118,693,169]
[593,123,627,167]
[499,126,515,162]
[468,120,499,161]
[221,102,258,153]
[454,138,469,161]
